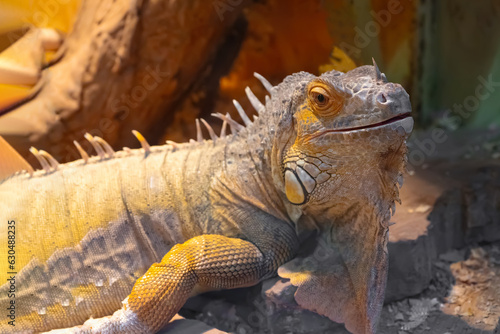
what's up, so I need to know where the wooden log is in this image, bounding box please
[0,0,249,165]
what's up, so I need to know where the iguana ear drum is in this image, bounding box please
[285,169,307,205]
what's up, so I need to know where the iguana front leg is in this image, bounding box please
[45,233,295,334]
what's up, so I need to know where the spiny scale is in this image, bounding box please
[372,58,387,82]
[253,72,274,95]
[245,87,264,114]
[192,72,273,142]
[38,150,59,170]
[200,119,218,141]
[93,136,115,158]
[84,133,106,159]
[73,140,89,163]
[211,113,243,134]
[220,120,227,138]
[166,140,179,150]
[29,147,51,173]
[194,117,219,143]
[195,119,203,143]
[232,99,252,126]
[132,130,151,154]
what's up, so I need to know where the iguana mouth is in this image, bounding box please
[311,113,412,138]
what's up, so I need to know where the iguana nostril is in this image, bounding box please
[377,93,388,104]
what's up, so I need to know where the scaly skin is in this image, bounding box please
[0,64,413,334]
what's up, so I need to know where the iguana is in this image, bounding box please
[0,61,413,334]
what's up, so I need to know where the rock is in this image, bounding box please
[463,168,500,243]
[386,128,500,302]
[385,167,449,302]
[441,245,500,332]
[439,249,466,263]
[262,277,298,309]
[158,314,228,334]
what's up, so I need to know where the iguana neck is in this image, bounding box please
[215,115,291,224]
[296,141,406,233]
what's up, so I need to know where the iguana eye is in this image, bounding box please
[310,87,329,108]
[308,83,342,116]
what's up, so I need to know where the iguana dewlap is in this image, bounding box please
[0,62,413,334]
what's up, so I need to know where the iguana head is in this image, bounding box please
[267,63,413,334]
[271,63,413,216]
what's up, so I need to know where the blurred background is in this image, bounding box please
[0,0,499,333]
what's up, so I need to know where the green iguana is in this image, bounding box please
[0,61,413,334]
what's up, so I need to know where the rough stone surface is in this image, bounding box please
[159,314,228,334]
[441,246,500,331]
[386,127,500,302]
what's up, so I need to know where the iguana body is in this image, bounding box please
[0,64,413,334]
